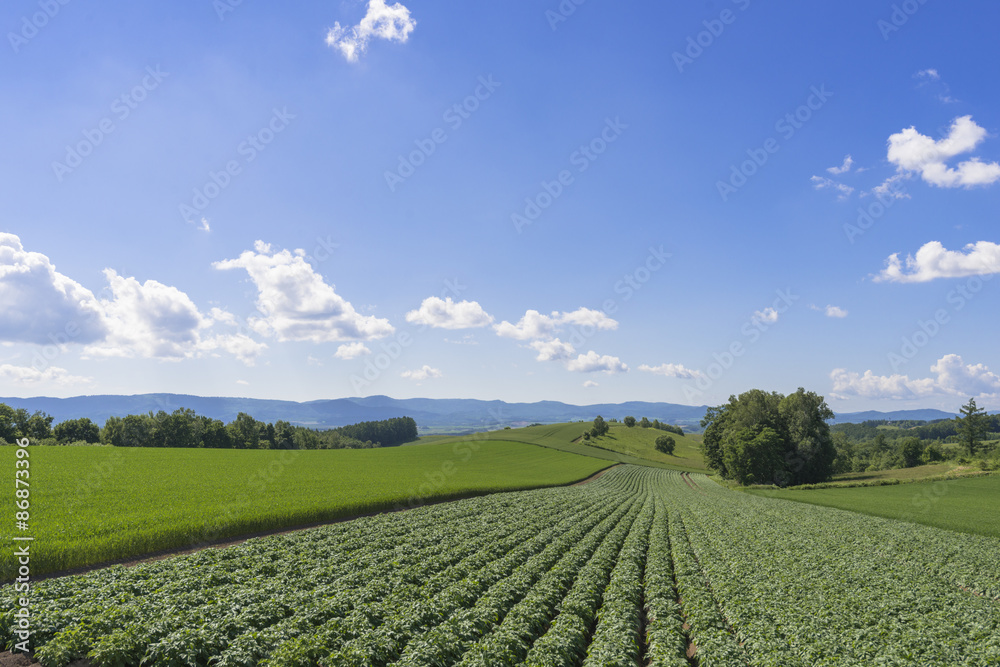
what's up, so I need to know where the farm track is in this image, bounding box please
[3,465,1000,666]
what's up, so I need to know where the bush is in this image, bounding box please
[655,435,675,455]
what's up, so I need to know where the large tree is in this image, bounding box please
[700,388,836,486]
[956,398,989,456]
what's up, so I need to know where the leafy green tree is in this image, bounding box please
[654,435,675,455]
[701,388,836,486]
[590,415,609,438]
[956,398,988,456]
[54,418,101,444]
[899,436,923,468]
[228,412,262,449]
[921,443,944,464]
[623,416,636,428]
[0,404,18,442]
[639,417,652,429]
[722,426,783,485]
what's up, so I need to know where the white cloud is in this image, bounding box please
[566,351,628,374]
[401,365,442,381]
[0,363,92,387]
[825,305,848,318]
[831,354,1000,400]
[214,241,394,343]
[0,233,107,345]
[753,307,779,324]
[198,218,211,233]
[85,270,210,361]
[827,155,854,175]
[494,307,617,341]
[583,380,599,388]
[529,338,576,362]
[307,355,324,367]
[874,241,1000,283]
[335,342,372,360]
[871,173,910,200]
[638,362,706,380]
[811,175,854,199]
[916,69,940,81]
[0,234,266,366]
[886,115,1000,188]
[405,296,494,329]
[326,0,416,62]
[236,379,249,386]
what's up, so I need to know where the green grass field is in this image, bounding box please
[749,474,1000,539]
[0,441,609,579]
[413,422,707,472]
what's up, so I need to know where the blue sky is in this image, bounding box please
[1,0,998,414]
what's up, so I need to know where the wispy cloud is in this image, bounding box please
[326,0,416,62]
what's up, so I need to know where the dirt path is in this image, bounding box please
[571,463,621,486]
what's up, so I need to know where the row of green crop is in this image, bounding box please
[5,464,1000,665]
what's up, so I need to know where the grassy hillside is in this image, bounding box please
[749,474,1000,539]
[0,441,609,579]
[414,421,707,472]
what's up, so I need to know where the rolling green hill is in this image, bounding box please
[414,421,707,472]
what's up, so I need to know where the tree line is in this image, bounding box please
[0,403,418,450]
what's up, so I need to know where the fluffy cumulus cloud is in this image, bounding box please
[335,342,372,360]
[566,351,628,374]
[494,307,623,373]
[214,241,394,343]
[0,233,265,366]
[0,233,107,345]
[638,363,706,380]
[885,115,1000,188]
[831,354,1000,400]
[405,297,494,329]
[874,241,1000,283]
[326,0,416,62]
[401,365,442,381]
[0,364,92,387]
[529,338,576,362]
[811,304,848,318]
[583,380,599,388]
[494,308,617,341]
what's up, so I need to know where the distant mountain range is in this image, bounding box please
[0,393,963,433]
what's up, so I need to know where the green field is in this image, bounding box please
[414,421,707,472]
[750,474,1000,539]
[0,441,609,579]
[5,465,998,666]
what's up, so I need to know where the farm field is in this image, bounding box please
[750,473,1000,539]
[4,465,999,666]
[0,441,609,579]
[414,422,707,472]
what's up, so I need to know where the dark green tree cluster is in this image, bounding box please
[623,415,683,434]
[589,415,610,438]
[0,404,55,443]
[700,388,836,486]
[1,401,419,450]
